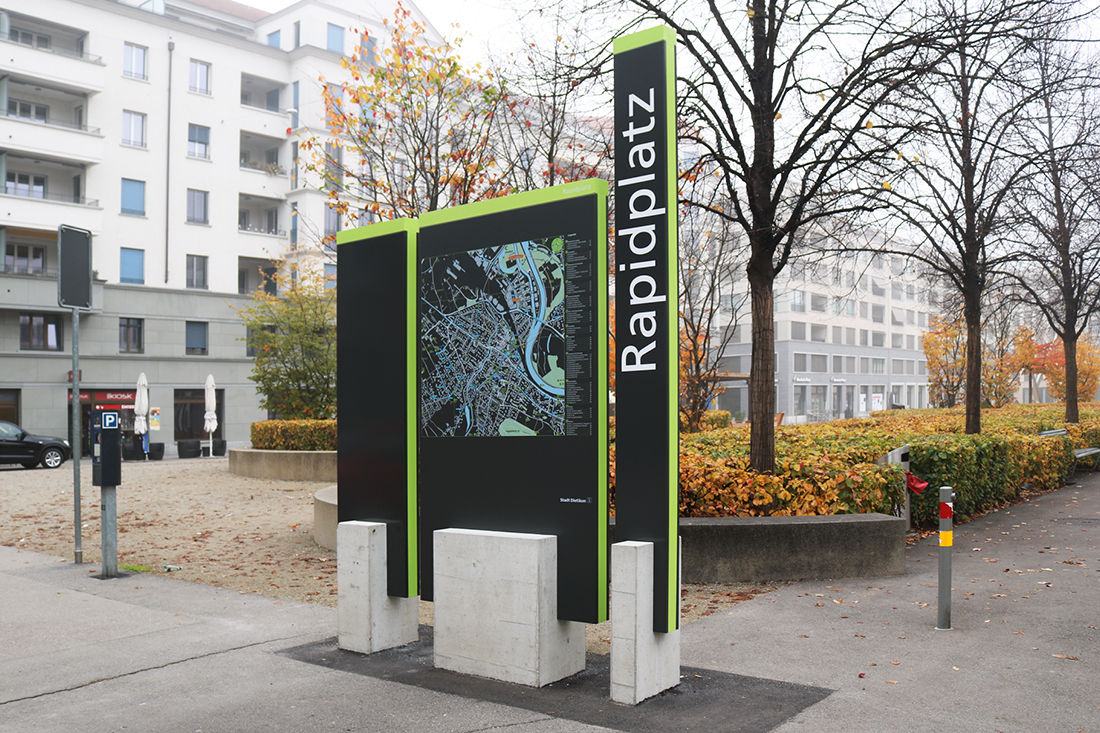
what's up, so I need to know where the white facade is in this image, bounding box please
[717,251,934,423]
[0,0,438,454]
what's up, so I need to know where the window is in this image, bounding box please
[291,143,299,188]
[872,331,886,347]
[811,354,828,373]
[907,334,916,350]
[20,313,62,350]
[892,333,903,349]
[846,356,856,373]
[267,30,281,48]
[188,124,210,159]
[790,290,806,312]
[871,278,886,297]
[891,307,905,326]
[918,312,928,327]
[123,42,147,80]
[185,321,208,355]
[5,244,46,275]
[907,309,915,324]
[327,23,343,53]
[790,321,806,340]
[5,172,46,199]
[290,202,298,247]
[120,178,145,216]
[860,329,869,346]
[324,205,341,240]
[120,248,144,284]
[833,355,844,373]
[833,297,843,315]
[365,36,378,66]
[810,293,827,312]
[794,353,807,372]
[907,284,916,300]
[11,27,51,49]
[832,326,843,344]
[811,324,827,343]
[324,142,343,190]
[918,361,927,376]
[186,254,208,289]
[293,20,301,49]
[122,110,146,147]
[186,189,208,224]
[846,327,856,345]
[793,386,807,415]
[891,282,904,299]
[729,325,742,343]
[906,360,916,375]
[892,359,905,374]
[860,301,869,319]
[872,304,885,323]
[119,318,143,353]
[189,60,210,94]
[871,358,885,374]
[324,263,337,289]
[8,98,48,123]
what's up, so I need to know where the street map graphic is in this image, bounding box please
[420,237,568,437]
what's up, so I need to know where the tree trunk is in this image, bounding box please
[1065,336,1079,423]
[964,290,982,434]
[748,267,776,474]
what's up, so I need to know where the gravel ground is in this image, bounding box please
[0,457,787,653]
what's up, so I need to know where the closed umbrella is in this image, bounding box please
[203,374,217,456]
[134,372,149,456]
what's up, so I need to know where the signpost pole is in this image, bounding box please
[71,308,82,564]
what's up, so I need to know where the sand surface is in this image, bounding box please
[0,457,785,653]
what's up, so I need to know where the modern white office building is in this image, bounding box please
[0,0,437,456]
[716,250,934,423]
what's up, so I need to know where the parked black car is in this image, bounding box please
[0,421,71,469]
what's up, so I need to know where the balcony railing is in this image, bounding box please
[0,110,100,134]
[1,31,102,63]
[1,188,98,206]
[239,225,287,237]
[2,264,57,277]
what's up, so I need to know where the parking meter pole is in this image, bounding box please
[936,485,953,631]
[71,307,82,564]
[101,485,117,577]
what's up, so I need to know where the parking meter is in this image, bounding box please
[92,411,121,487]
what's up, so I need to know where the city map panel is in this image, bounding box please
[420,236,592,438]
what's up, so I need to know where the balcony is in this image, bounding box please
[238,194,286,239]
[0,114,102,165]
[0,187,100,233]
[0,32,105,94]
[0,266,104,311]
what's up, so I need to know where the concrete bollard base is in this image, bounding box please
[337,521,418,654]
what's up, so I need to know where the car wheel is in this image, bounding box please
[40,447,64,469]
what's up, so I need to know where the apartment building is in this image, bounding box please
[0,0,437,454]
[716,251,933,423]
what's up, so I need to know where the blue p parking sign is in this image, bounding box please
[102,412,118,430]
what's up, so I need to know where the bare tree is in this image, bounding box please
[678,183,744,432]
[875,0,1070,434]
[1001,29,1100,423]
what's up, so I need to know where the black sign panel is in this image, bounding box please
[614,27,680,633]
[417,181,608,624]
[57,225,92,309]
[337,221,418,598]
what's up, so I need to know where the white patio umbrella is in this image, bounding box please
[134,372,149,455]
[203,374,218,456]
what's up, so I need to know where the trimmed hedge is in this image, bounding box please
[611,403,1100,526]
[250,420,337,451]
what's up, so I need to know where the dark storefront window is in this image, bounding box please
[173,388,224,441]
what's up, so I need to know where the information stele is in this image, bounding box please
[418,180,609,624]
[613,26,680,634]
[335,218,419,598]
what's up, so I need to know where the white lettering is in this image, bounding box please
[619,224,656,255]
[629,274,666,306]
[622,116,655,143]
[628,88,655,115]
[629,189,666,220]
[621,342,658,372]
[629,311,658,338]
[629,141,656,169]
[618,173,655,188]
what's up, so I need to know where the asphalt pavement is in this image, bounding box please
[2,472,1097,732]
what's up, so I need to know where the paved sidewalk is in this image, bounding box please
[2,473,1097,732]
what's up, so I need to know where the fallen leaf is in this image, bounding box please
[887,680,898,684]
[1051,654,1079,660]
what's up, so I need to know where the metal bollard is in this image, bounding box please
[936,486,954,630]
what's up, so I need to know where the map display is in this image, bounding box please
[420,235,593,438]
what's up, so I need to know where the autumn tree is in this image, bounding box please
[1035,338,1100,404]
[879,0,1074,434]
[1012,325,1040,402]
[554,0,941,472]
[923,315,967,408]
[235,267,337,419]
[311,3,512,225]
[1000,27,1100,423]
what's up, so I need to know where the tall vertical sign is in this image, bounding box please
[336,218,419,598]
[614,26,680,633]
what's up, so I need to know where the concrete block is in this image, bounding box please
[433,528,585,687]
[337,521,418,654]
[313,486,338,551]
[678,513,906,583]
[610,541,680,705]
